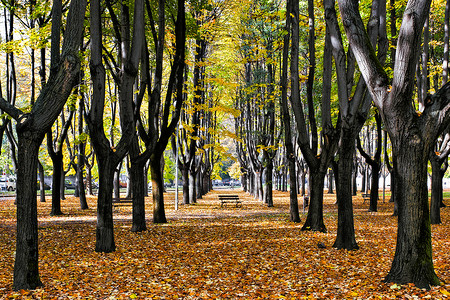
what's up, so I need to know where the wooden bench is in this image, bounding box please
[112,197,133,207]
[303,195,309,212]
[219,194,242,208]
[361,193,370,203]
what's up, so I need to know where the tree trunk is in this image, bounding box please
[369,163,380,212]
[38,161,46,202]
[50,152,63,215]
[257,171,263,201]
[288,158,300,222]
[241,168,248,192]
[14,132,43,290]
[328,169,334,194]
[301,171,327,232]
[114,168,120,199]
[430,156,442,224]
[77,141,88,210]
[352,161,357,196]
[196,171,202,199]
[130,136,147,232]
[384,144,440,288]
[361,167,366,193]
[182,166,189,204]
[60,167,66,200]
[333,127,359,250]
[150,154,167,223]
[300,169,306,196]
[95,157,116,253]
[264,153,274,207]
[189,169,197,204]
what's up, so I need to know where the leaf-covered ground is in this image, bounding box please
[0,189,449,299]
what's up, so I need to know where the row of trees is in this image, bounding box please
[231,0,450,290]
[0,0,449,292]
[0,0,227,290]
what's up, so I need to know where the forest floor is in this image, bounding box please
[0,189,449,299]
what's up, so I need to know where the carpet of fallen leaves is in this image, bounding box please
[0,189,449,299]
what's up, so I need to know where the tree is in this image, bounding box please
[430,129,450,224]
[290,0,340,233]
[132,0,186,224]
[0,0,87,290]
[47,109,74,215]
[280,0,300,222]
[87,0,144,252]
[338,0,450,288]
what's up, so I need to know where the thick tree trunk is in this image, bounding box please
[334,128,359,250]
[384,145,440,288]
[301,171,327,232]
[150,154,167,223]
[95,157,116,253]
[14,132,43,290]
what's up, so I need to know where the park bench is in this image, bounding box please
[303,195,309,212]
[112,197,133,207]
[218,194,242,208]
[361,193,370,203]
